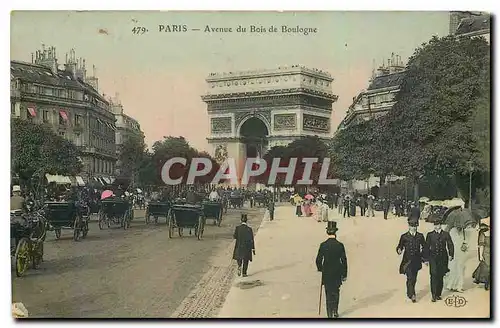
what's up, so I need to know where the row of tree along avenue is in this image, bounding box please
[330,35,490,208]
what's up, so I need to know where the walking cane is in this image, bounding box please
[318,280,322,316]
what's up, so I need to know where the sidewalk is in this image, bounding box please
[217,205,490,318]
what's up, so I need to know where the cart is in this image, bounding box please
[229,196,244,208]
[44,201,89,241]
[202,201,223,226]
[254,194,268,207]
[98,198,133,230]
[145,201,171,224]
[168,204,205,239]
[11,209,47,277]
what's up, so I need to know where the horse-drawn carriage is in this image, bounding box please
[202,201,223,226]
[98,198,133,230]
[45,201,89,241]
[168,204,205,239]
[145,201,171,224]
[229,195,244,208]
[254,194,268,207]
[10,209,47,277]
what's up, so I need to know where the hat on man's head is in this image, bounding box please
[12,185,21,192]
[433,218,444,225]
[326,221,338,234]
[408,218,419,227]
[240,213,248,223]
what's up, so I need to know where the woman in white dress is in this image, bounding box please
[446,218,475,292]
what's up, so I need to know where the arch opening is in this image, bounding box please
[239,117,269,158]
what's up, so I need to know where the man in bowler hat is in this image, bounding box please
[396,218,426,302]
[425,219,454,302]
[316,221,348,318]
[232,213,255,277]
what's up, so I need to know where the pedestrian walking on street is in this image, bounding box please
[366,195,375,217]
[425,219,454,302]
[315,221,348,318]
[382,198,390,220]
[267,198,275,221]
[396,218,426,303]
[359,196,366,217]
[343,195,351,218]
[337,194,344,215]
[233,214,255,277]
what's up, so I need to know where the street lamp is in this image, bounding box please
[468,161,474,209]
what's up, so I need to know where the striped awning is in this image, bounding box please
[75,176,85,186]
[45,174,72,184]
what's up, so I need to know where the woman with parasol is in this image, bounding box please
[442,202,476,293]
[473,216,490,290]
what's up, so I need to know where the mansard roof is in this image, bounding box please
[367,71,405,91]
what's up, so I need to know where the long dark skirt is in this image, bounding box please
[473,261,489,283]
[296,205,302,216]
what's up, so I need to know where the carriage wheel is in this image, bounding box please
[168,215,174,238]
[123,213,128,230]
[32,241,43,269]
[217,210,223,227]
[55,229,61,239]
[82,221,89,238]
[197,216,205,240]
[98,211,105,230]
[15,238,30,277]
[73,217,81,241]
[107,216,111,228]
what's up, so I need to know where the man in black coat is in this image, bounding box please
[382,198,390,220]
[396,218,426,302]
[232,213,255,277]
[316,221,348,318]
[425,219,454,302]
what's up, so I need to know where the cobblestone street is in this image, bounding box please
[11,207,265,318]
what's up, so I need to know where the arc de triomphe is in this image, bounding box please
[202,66,338,185]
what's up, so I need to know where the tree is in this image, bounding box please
[330,35,490,201]
[384,36,489,183]
[117,132,147,183]
[11,118,83,187]
[257,136,331,187]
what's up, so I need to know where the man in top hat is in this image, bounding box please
[316,221,348,318]
[232,213,255,277]
[396,218,426,302]
[425,218,454,302]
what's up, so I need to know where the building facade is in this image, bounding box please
[339,54,405,130]
[203,66,338,184]
[109,94,144,177]
[10,46,117,183]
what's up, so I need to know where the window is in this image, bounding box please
[59,131,65,137]
[74,133,82,146]
[74,114,82,127]
[11,103,15,115]
[43,110,49,123]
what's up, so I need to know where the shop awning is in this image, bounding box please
[45,174,72,184]
[102,177,111,184]
[76,176,85,186]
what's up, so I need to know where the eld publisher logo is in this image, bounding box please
[445,295,467,308]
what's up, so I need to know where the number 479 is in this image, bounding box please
[132,27,147,34]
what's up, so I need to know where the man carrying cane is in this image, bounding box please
[315,221,348,318]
